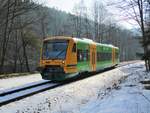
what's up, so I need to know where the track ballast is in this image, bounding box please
[0,80,61,106]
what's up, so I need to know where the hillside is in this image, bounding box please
[0,1,143,73]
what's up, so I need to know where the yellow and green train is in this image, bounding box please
[38,36,119,81]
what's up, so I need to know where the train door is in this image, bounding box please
[90,44,96,71]
[112,48,115,65]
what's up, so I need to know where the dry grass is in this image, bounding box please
[0,72,37,79]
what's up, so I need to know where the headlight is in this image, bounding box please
[62,61,65,64]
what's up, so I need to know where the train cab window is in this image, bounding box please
[72,44,76,53]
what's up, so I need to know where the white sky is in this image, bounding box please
[38,0,138,29]
[40,0,93,13]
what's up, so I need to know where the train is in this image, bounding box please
[37,36,119,81]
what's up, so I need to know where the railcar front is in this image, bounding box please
[37,37,78,81]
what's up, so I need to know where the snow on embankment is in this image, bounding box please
[80,61,150,113]
[0,62,143,113]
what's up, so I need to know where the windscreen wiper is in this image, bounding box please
[54,49,66,59]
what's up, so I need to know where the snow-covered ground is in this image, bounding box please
[0,61,150,113]
[0,74,42,90]
[80,62,150,113]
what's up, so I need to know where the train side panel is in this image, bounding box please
[96,44,113,70]
[76,40,91,72]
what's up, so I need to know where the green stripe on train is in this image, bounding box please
[96,60,113,69]
[77,61,90,71]
[77,60,117,72]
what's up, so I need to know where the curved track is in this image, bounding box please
[117,61,141,67]
[0,61,140,107]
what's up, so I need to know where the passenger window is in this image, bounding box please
[83,51,87,61]
[77,50,81,61]
[72,44,76,53]
[77,49,89,62]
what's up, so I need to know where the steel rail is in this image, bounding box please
[117,61,141,67]
[0,80,50,96]
[0,81,61,106]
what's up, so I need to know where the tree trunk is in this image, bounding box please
[137,0,149,71]
[21,29,30,72]
[0,0,10,73]
[13,30,18,72]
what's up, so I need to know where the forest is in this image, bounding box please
[0,0,149,73]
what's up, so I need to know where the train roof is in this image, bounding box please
[44,36,72,41]
[73,37,118,49]
[44,36,119,49]
[73,37,95,44]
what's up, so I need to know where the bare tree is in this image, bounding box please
[109,0,150,71]
[92,0,99,41]
[72,0,87,38]
[92,1,109,42]
[0,0,38,73]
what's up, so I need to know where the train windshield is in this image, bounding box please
[42,40,68,60]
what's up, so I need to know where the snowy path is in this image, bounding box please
[0,61,149,113]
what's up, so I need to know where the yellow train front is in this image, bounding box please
[38,36,119,81]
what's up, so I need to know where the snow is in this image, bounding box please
[80,62,150,113]
[80,87,150,113]
[0,74,42,90]
[0,61,150,113]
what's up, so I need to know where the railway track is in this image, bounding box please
[117,60,141,67]
[0,80,62,106]
[0,61,141,107]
